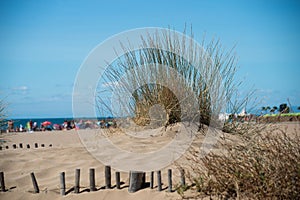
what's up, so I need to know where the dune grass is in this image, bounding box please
[98,28,252,130]
[182,125,300,199]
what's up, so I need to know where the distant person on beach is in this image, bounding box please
[63,120,68,130]
[33,121,38,131]
[26,121,32,132]
[7,120,14,132]
[29,120,33,131]
[19,124,23,132]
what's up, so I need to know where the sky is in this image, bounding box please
[0,0,300,118]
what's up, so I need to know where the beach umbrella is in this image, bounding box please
[53,124,61,130]
[42,121,52,126]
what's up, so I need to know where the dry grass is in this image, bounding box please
[182,124,300,199]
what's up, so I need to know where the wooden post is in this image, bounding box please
[74,169,80,194]
[41,144,45,147]
[13,144,17,149]
[150,171,154,189]
[0,172,6,192]
[168,169,172,192]
[0,146,2,151]
[27,144,30,149]
[60,172,66,196]
[105,166,111,189]
[115,172,121,189]
[5,146,8,149]
[180,169,185,186]
[30,172,39,193]
[89,168,96,191]
[128,171,145,193]
[19,143,23,148]
[34,143,38,148]
[157,171,162,191]
[49,144,52,147]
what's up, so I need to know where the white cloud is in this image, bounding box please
[12,86,28,91]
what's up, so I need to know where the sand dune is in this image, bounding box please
[0,129,184,200]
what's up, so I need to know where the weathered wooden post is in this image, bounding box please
[157,171,162,191]
[34,143,38,148]
[115,172,121,189]
[74,169,80,194]
[105,166,111,189]
[89,168,96,191]
[5,146,8,149]
[180,169,185,186]
[41,144,45,147]
[49,144,52,147]
[0,146,2,151]
[27,144,30,149]
[168,169,172,192]
[150,171,154,189]
[30,172,39,193]
[0,172,6,192]
[13,144,17,149]
[19,143,23,148]
[128,171,145,193]
[60,172,66,196]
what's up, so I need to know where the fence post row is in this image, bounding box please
[0,166,181,195]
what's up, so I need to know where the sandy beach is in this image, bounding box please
[0,122,299,200]
[0,127,188,200]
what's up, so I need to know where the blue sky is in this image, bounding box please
[0,0,299,118]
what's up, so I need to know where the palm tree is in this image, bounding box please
[270,106,278,114]
[261,106,267,115]
[279,103,289,113]
[264,106,271,114]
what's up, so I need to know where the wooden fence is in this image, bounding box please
[0,167,186,195]
[0,142,53,150]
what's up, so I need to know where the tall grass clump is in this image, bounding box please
[98,28,246,129]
